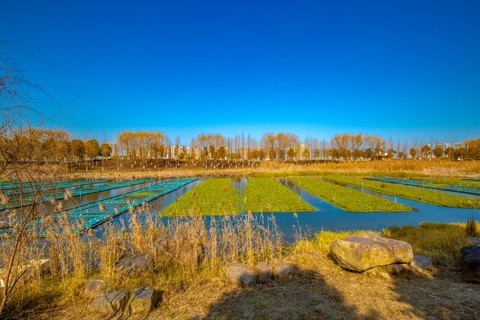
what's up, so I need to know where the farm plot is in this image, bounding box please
[243,178,315,213]
[162,178,240,216]
[325,176,480,209]
[0,180,108,197]
[416,177,480,188]
[0,178,197,237]
[368,177,480,196]
[288,177,411,212]
[0,180,153,211]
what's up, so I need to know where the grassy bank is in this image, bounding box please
[287,177,412,212]
[243,178,315,213]
[325,176,480,208]
[162,178,240,216]
[1,216,478,319]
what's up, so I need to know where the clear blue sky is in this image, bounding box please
[1,0,479,144]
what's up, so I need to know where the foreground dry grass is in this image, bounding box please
[6,224,479,320]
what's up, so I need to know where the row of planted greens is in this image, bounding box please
[367,177,480,196]
[324,176,480,208]
[163,177,315,217]
[162,175,480,217]
[287,177,412,212]
[162,177,420,216]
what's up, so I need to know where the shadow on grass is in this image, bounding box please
[199,268,382,320]
[2,286,64,320]
[198,223,480,320]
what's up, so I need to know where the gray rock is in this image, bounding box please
[409,255,433,272]
[83,279,106,300]
[255,262,274,282]
[330,232,413,272]
[115,253,153,277]
[128,287,160,315]
[89,290,130,315]
[274,262,297,277]
[461,245,480,283]
[226,263,257,287]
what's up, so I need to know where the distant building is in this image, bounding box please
[107,142,118,157]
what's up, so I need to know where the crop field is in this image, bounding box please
[162,178,240,216]
[325,176,480,208]
[243,178,315,213]
[414,177,480,189]
[0,178,197,237]
[287,177,412,212]
[0,180,153,211]
[368,177,480,196]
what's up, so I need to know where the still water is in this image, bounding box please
[91,177,480,242]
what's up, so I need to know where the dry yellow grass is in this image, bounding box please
[57,159,480,181]
[2,220,480,319]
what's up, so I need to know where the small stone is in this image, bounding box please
[274,262,297,278]
[386,263,410,274]
[466,237,480,246]
[83,279,106,300]
[226,263,257,287]
[410,255,433,272]
[460,245,480,283]
[89,290,130,315]
[128,287,160,315]
[255,262,274,282]
[115,253,153,277]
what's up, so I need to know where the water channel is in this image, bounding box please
[93,177,480,242]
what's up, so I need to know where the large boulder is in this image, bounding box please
[89,290,130,315]
[128,287,160,315]
[83,279,106,300]
[330,233,414,272]
[460,245,480,283]
[115,253,153,277]
[226,263,257,287]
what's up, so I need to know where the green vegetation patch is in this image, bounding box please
[326,176,480,208]
[414,177,480,189]
[288,177,411,213]
[162,178,239,216]
[384,223,469,266]
[243,178,314,213]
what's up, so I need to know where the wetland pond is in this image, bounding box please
[96,177,480,242]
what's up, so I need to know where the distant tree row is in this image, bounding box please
[117,131,169,160]
[1,128,479,163]
[0,128,112,163]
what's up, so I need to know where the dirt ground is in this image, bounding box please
[21,256,480,320]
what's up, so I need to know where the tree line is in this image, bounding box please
[0,128,112,163]
[2,128,479,163]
